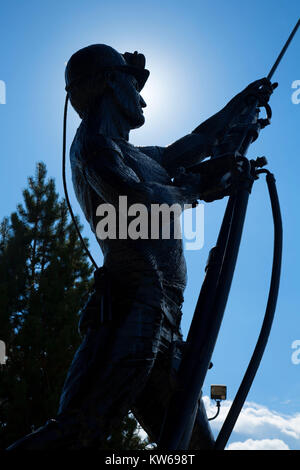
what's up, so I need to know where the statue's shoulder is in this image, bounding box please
[81,127,122,153]
[138,145,165,165]
[72,126,123,164]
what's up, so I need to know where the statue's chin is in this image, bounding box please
[118,102,144,129]
[131,114,145,129]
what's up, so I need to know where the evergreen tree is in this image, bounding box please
[0,162,93,448]
[103,413,153,450]
[0,162,150,450]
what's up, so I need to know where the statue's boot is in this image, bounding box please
[6,414,80,450]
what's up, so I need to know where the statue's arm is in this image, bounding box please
[162,77,275,176]
[137,146,164,165]
[162,105,239,175]
[139,140,210,174]
[82,138,203,208]
[163,132,212,176]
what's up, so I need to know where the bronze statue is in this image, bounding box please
[7,44,274,450]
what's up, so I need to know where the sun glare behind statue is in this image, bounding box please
[134,56,188,146]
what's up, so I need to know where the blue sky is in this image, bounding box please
[0,0,299,450]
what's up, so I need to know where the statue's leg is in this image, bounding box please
[7,296,164,450]
[132,331,215,450]
[59,298,164,449]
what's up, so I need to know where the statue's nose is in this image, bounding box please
[140,96,147,108]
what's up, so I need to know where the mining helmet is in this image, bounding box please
[65,44,150,94]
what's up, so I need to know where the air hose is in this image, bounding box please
[62,94,98,269]
[214,170,282,450]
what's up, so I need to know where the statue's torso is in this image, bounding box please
[70,124,187,295]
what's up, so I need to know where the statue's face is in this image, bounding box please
[110,71,147,129]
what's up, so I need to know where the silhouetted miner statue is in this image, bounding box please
[8,44,274,450]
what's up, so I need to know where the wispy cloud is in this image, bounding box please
[136,398,300,450]
[227,438,290,450]
[203,396,300,450]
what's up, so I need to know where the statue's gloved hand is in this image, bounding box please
[225,77,278,115]
[173,165,229,204]
[173,167,206,206]
[192,78,277,153]
[174,155,238,203]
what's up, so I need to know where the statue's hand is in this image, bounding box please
[174,155,238,203]
[226,77,278,115]
[173,166,228,204]
[173,167,205,205]
[193,78,277,151]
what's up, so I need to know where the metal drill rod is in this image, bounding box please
[267,18,300,80]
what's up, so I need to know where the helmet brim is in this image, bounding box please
[65,65,149,93]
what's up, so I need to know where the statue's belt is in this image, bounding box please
[78,267,183,337]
